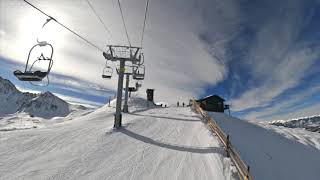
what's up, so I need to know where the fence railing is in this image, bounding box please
[191,99,253,180]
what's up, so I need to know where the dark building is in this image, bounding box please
[146,89,155,102]
[196,95,226,112]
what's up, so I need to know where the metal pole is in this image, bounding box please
[114,60,125,128]
[123,74,130,113]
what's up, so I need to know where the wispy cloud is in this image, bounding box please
[243,85,320,121]
[228,0,320,114]
[230,47,319,111]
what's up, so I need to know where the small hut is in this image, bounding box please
[146,89,155,102]
[196,95,226,112]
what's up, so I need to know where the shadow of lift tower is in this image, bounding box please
[103,45,143,129]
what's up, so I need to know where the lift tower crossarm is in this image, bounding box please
[103,45,142,129]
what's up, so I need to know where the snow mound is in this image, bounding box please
[208,112,320,180]
[267,115,320,133]
[127,97,159,113]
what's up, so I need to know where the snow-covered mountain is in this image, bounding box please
[0,76,81,118]
[267,115,320,133]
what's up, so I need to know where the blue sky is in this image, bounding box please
[0,0,320,121]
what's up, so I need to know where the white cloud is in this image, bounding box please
[229,0,319,111]
[262,103,320,121]
[242,85,320,121]
[0,0,238,104]
[52,93,104,108]
[16,84,105,108]
[230,47,319,111]
[0,29,5,38]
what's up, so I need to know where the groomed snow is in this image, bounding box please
[257,123,320,150]
[0,98,237,180]
[208,112,320,180]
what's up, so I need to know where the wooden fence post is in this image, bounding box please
[246,166,250,179]
[226,135,230,157]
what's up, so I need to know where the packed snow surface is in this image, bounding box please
[0,98,236,180]
[257,123,320,150]
[208,112,320,180]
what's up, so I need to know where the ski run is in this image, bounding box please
[1,97,319,180]
[0,98,237,180]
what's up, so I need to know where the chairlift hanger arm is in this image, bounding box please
[25,43,53,72]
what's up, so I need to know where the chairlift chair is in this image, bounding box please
[133,53,144,66]
[128,87,137,92]
[103,51,114,61]
[13,41,54,82]
[133,65,145,80]
[135,81,142,88]
[102,65,113,79]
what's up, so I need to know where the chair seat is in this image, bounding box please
[133,75,144,80]
[102,75,112,79]
[14,70,47,81]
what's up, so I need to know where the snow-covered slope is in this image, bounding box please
[208,112,320,180]
[256,122,320,150]
[0,76,83,119]
[267,115,320,133]
[0,98,237,180]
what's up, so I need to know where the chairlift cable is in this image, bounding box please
[117,0,131,46]
[85,0,113,41]
[140,0,150,48]
[23,0,104,52]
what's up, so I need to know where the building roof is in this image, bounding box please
[197,95,225,102]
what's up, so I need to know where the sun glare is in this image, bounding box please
[5,10,67,68]
[18,11,62,46]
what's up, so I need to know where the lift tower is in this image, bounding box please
[103,45,141,129]
[115,65,134,113]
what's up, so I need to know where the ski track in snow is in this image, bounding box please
[0,103,236,180]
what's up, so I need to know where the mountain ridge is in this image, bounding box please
[0,76,80,118]
[267,115,320,133]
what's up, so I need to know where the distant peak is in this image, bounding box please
[41,91,54,96]
[0,76,17,92]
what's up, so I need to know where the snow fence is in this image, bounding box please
[191,99,253,180]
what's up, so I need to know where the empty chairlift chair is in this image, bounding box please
[135,81,142,88]
[133,53,144,66]
[133,65,145,80]
[13,41,54,82]
[102,65,113,79]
